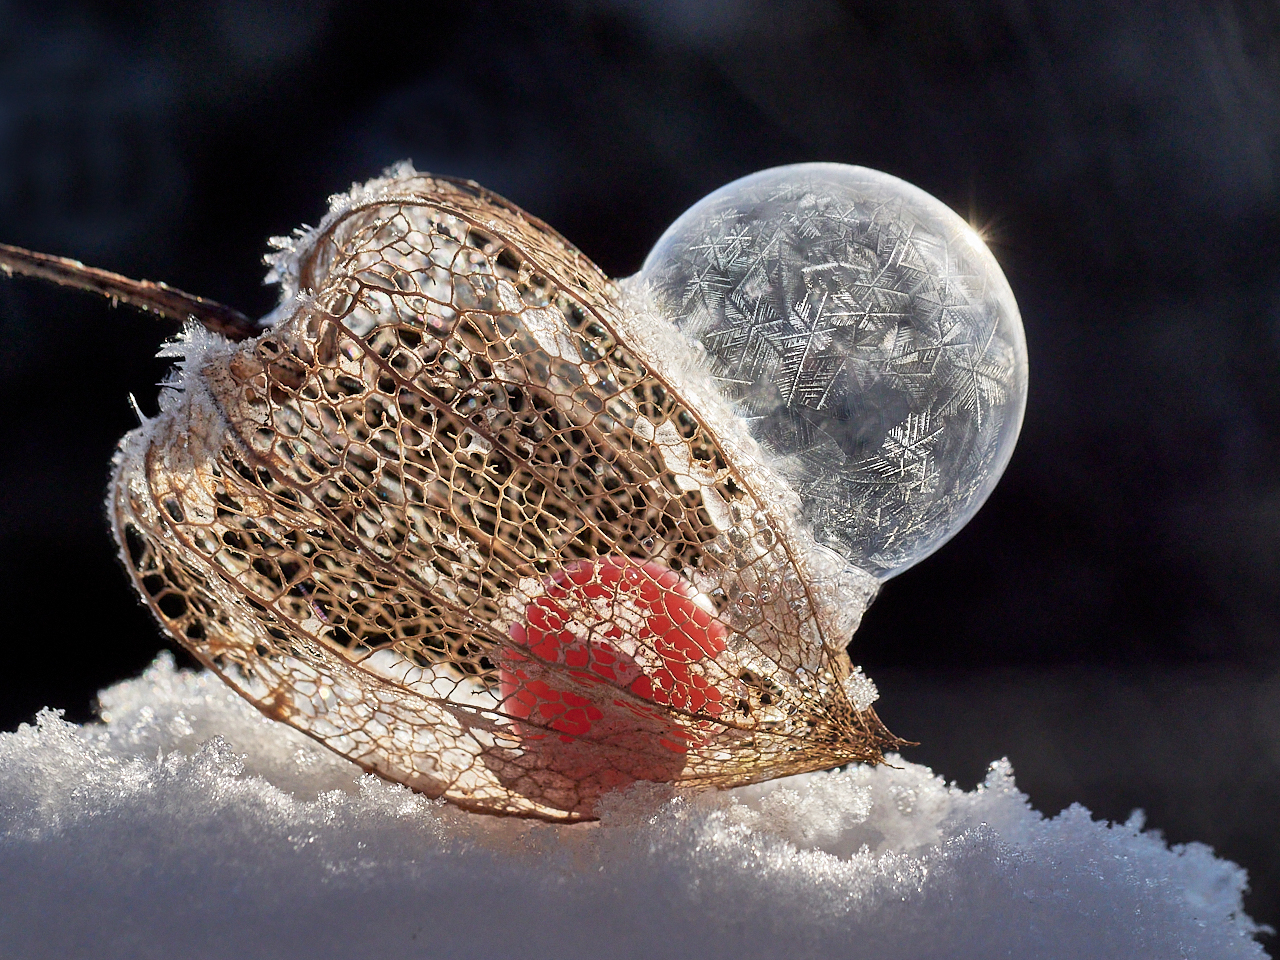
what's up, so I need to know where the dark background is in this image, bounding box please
[2,0,1278,936]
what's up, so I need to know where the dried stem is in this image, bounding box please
[0,242,257,341]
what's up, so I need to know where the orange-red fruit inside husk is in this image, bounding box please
[500,558,728,786]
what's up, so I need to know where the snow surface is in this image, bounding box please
[0,654,1268,960]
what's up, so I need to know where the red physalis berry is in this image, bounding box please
[500,557,727,788]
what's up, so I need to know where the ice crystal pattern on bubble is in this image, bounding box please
[642,165,1027,578]
[108,166,904,822]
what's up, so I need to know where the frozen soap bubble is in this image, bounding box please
[639,163,1028,580]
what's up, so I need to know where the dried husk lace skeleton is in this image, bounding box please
[3,164,1025,821]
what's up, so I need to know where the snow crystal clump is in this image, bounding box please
[0,654,1267,959]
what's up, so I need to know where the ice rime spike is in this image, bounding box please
[0,241,257,341]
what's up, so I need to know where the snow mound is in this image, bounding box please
[0,654,1267,959]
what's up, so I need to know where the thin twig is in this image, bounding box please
[0,242,257,341]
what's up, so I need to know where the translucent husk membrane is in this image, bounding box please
[109,165,904,820]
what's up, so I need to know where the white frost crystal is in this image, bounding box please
[841,665,879,711]
[0,655,1266,959]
